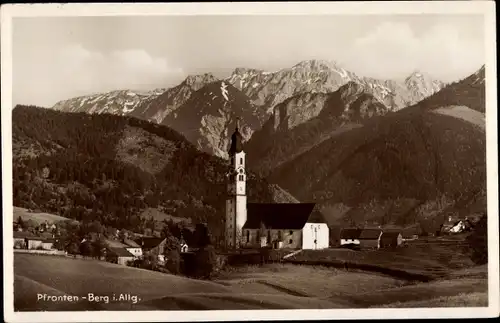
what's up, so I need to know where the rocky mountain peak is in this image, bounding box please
[291,59,342,71]
[183,73,218,89]
[338,81,366,98]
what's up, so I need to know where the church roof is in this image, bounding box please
[243,203,325,230]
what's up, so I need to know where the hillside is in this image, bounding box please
[12,106,289,242]
[15,254,487,311]
[245,82,390,176]
[267,79,486,228]
[13,206,73,225]
[412,65,485,113]
[160,81,264,159]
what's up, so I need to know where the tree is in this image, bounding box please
[194,245,217,279]
[165,247,182,275]
[80,240,93,258]
[24,219,37,230]
[17,216,25,229]
[194,223,211,248]
[91,238,106,259]
[118,229,128,242]
[466,214,487,265]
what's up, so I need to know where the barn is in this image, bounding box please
[241,203,329,250]
[379,231,403,248]
[339,228,362,247]
[358,229,383,249]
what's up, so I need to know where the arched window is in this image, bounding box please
[238,175,244,181]
[240,157,243,165]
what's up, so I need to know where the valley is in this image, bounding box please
[11,60,488,311]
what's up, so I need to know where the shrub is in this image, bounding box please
[165,249,182,275]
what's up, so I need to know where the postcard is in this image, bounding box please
[1,2,498,322]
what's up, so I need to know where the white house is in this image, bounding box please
[225,121,329,250]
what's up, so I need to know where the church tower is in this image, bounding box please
[225,118,247,249]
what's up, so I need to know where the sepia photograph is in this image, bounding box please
[1,2,498,322]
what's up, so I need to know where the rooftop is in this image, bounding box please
[359,229,383,240]
[243,203,325,230]
[340,228,362,239]
[106,247,134,257]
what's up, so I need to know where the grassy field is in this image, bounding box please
[287,242,475,280]
[13,253,487,311]
[13,207,73,225]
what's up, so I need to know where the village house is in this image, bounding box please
[136,237,164,253]
[41,238,55,250]
[135,236,169,263]
[13,231,33,249]
[105,247,135,265]
[25,236,44,250]
[339,228,362,246]
[225,121,330,250]
[441,216,473,234]
[379,231,403,248]
[358,228,383,249]
[122,238,143,258]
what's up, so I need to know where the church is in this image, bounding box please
[225,121,329,250]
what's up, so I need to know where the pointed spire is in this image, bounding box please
[236,117,241,130]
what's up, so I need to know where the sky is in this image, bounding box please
[12,14,486,107]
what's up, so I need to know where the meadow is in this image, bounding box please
[286,240,475,280]
[13,207,73,225]
[14,252,487,311]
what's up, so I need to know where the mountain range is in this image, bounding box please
[264,65,486,230]
[52,60,445,158]
[18,60,486,236]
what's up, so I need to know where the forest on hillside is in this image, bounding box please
[12,105,275,244]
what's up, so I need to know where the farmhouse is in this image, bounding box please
[136,237,164,252]
[358,229,383,249]
[225,121,329,250]
[379,231,403,248]
[105,247,135,265]
[25,236,44,250]
[241,203,329,250]
[339,228,362,246]
[122,238,143,258]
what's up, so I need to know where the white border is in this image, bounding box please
[1,2,498,322]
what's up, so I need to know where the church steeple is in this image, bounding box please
[225,116,247,250]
